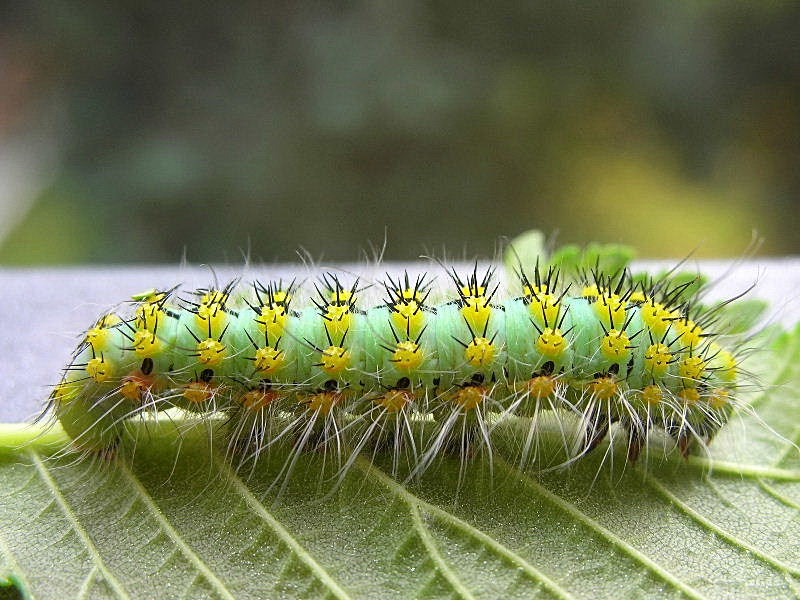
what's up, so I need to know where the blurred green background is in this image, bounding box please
[0,1,798,264]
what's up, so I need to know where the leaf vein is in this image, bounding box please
[116,460,237,600]
[757,479,800,511]
[211,455,353,600]
[493,455,708,600]
[355,456,578,600]
[29,451,131,600]
[409,502,478,600]
[75,566,97,600]
[686,458,800,482]
[645,475,800,577]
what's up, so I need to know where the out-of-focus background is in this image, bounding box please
[0,2,798,265]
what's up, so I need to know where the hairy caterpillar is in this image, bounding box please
[46,239,752,481]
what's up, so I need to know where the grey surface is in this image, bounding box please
[1,259,799,423]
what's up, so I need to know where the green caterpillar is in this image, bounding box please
[49,250,744,474]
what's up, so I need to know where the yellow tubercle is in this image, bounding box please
[196,338,226,365]
[453,385,486,410]
[240,389,279,411]
[464,337,497,368]
[536,328,568,359]
[201,290,229,306]
[53,381,80,404]
[120,376,153,402]
[461,295,492,334]
[523,283,548,297]
[98,313,122,328]
[600,329,632,361]
[86,357,113,383]
[253,346,285,374]
[196,302,227,337]
[678,387,701,405]
[271,289,291,305]
[376,389,413,412]
[590,376,618,400]
[679,356,706,384]
[717,349,738,382]
[461,285,486,298]
[258,304,288,339]
[677,319,704,348]
[184,382,214,404]
[641,301,675,337]
[582,284,604,298]
[401,288,422,302]
[85,313,121,351]
[320,345,351,374]
[136,302,165,332]
[392,301,425,337]
[85,326,113,352]
[324,304,353,342]
[391,341,424,372]
[644,343,672,377]
[641,384,663,406]
[329,289,356,306]
[307,391,340,415]
[709,387,731,409]
[592,293,626,328]
[527,375,556,399]
[133,329,162,357]
[527,292,560,328]
[629,290,647,303]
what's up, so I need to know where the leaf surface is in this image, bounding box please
[1,326,799,600]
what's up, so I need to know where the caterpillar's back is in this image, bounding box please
[48,254,746,478]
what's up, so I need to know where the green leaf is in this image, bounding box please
[504,230,637,286]
[710,299,769,335]
[504,230,547,281]
[576,242,635,275]
[1,326,800,600]
[629,271,709,302]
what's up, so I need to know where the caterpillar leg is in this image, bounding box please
[225,382,287,453]
[580,406,615,455]
[625,424,646,464]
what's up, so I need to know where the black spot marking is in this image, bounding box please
[141,357,154,375]
[200,368,214,383]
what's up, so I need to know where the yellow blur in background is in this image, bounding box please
[0,2,797,264]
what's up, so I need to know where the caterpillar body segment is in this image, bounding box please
[50,263,743,473]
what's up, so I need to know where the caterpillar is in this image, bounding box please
[45,238,752,481]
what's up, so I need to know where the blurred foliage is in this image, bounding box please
[0,1,798,264]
